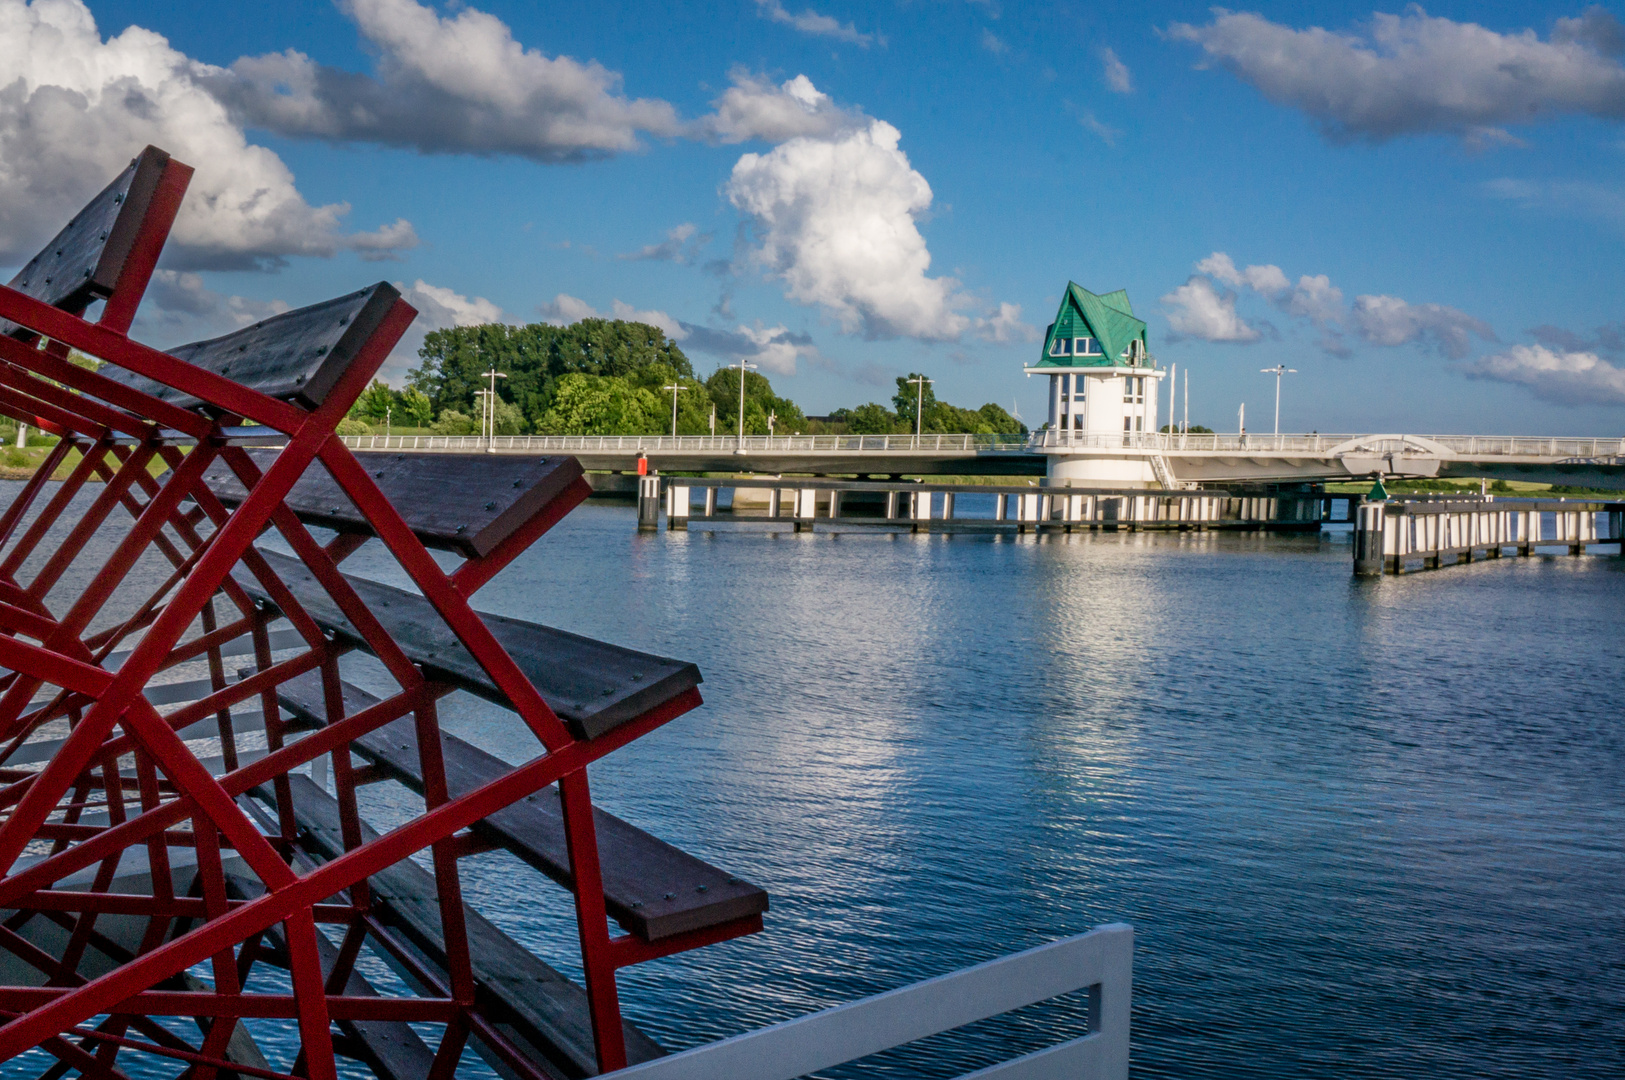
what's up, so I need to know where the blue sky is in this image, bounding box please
[7,0,1625,433]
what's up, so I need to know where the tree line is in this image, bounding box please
[343,318,1026,437]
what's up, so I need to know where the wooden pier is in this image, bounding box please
[646,476,1349,534]
[1354,497,1625,575]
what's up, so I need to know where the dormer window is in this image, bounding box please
[1075,336,1101,356]
[1049,336,1072,357]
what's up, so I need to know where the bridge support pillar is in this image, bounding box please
[667,484,690,530]
[796,488,817,531]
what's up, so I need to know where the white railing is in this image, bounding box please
[338,431,1624,461]
[1028,431,1360,453]
[339,433,1031,454]
[608,923,1132,1080]
[1027,431,1625,459]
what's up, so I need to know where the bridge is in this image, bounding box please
[340,431,1625,490]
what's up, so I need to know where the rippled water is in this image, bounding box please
[347,504,1625,1078]
[10,485,1625,1077]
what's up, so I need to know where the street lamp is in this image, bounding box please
[663,383,686,437]
[907,374,932,439]
[481,368,507,453]
[1260,364,1296,436]
[731,359,757,454]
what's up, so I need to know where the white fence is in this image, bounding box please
[1029,431,1625,458]
[339,433,1031,454]
[342,431,1625,461]
[608,923,1132,1080]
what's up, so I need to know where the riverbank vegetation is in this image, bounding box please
[347,318,1024,437]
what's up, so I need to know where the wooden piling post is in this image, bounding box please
[704,486,718,518]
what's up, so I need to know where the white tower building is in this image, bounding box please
[1024,282,1167,488]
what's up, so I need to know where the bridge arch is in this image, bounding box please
[1325,434,1454,459]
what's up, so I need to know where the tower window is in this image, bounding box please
[1049,336,1072,357]
[1075,336,1101,356]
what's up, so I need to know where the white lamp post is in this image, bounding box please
[1260,364,1296,436]
[481,369,507,453]
[907,374,932,439]
[732,359,757,454]
[663,383,686,437]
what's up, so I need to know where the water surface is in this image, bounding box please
[343,506,1624,1078]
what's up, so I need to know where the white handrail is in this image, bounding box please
[335,432,1625,460]
[607,923,1132,1080]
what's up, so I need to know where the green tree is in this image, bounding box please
[536,374,665,435]
[893,374,938,431]
[432,410,478,435]
[409,319,695,429]
[704,367,804,435]
[350,379,396,422]
[845,403,901,434]
[491,397,526,435]
[975,403,1026,435]
[398,388,433,428]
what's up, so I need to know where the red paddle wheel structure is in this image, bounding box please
[0,147,766,1078]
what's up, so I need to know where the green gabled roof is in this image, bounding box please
[1096,289,1134,316]
[1033,282,1148,369]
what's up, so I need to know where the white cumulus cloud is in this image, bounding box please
[1348,294,1496,359]
[1161,276,1263,343]
[1462,342,1625,404]
[977,302,1039,343]
[402,279,505,330]
[699,70,865,144]
[1178,251,1491,357]
[1167,7,1625,143]
[205,0,680,160]
[381,278,506,381]
[0,0,416,269]
[136,270,291,343]
[1197,252,1290,296]
[540,294,687,342]
[726,114,979,341]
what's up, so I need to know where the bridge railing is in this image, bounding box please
[1027,431,1625,458]
[1029,431,1360,453]
[335,431,1625,460]
[338,433,1032,454]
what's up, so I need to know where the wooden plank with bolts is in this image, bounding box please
[272,670,769,942]
[206,449,584,558]
[234,549,702,741]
